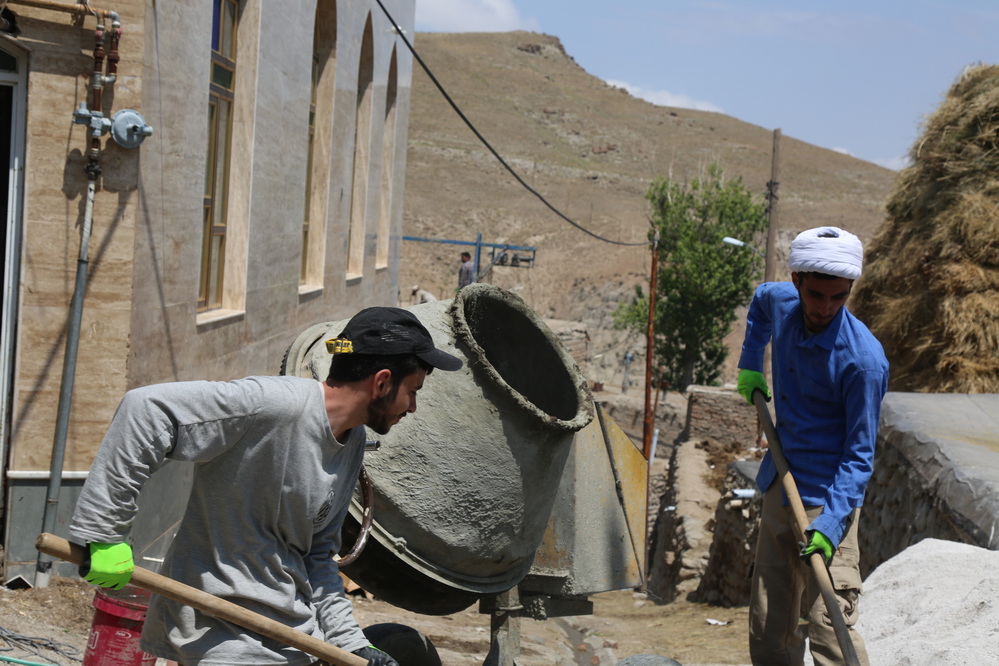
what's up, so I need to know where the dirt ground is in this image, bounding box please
[0,576,750,665]
[0,391,753,665]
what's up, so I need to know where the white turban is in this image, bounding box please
[788,226,863,279]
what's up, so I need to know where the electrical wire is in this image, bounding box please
[0,624,81,664]
[373,0,649,248]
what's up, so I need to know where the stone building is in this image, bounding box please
[0,0,415,582]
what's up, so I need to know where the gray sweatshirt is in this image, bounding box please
[69,376,369,664]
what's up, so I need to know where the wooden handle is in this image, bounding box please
[36,533,367,666]
[752,393,862,666]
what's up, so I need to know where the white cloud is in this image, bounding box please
[832,148,909,171]
[605,79,724,113]
[873,155,910,171]
[415,0,540,33]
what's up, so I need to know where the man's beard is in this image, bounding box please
[366,384,403,435]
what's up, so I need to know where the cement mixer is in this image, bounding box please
[281,284,596,614]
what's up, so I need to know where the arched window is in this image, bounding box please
[302,1,337,288]
[346,14,373,278]
[376,48,398,269]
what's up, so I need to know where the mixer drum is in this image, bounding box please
[283,284,594,614]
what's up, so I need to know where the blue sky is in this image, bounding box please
[413,1,999,170]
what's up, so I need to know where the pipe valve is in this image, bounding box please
[110,109,153,149]
[72,102,111,138]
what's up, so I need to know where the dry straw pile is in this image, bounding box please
[852,64,999,393]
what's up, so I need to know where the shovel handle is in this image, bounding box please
[36,533,367,666]
[752,392,862,666]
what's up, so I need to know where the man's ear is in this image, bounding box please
[791,271,800,289]
[371,368,393,398]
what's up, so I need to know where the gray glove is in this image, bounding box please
[352,645,398,666]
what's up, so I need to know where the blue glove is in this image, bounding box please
[737,369,771,405]
[81,542,134,589]
[800,530,834,567]
[352,645,399,666]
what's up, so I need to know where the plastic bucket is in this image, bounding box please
[83,585,157,666]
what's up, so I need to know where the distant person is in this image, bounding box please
[737,227,888,666]
[69,307,463,666]
[411,285,438,304]
[458,251,475,290]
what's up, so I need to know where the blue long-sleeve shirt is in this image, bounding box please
[739,281,889,548]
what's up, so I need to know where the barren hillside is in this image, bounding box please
[399,31,896,385]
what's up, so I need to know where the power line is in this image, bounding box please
[373,0,649,248]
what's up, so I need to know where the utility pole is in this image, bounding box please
[622,352,634,394]
[765,129,781,283]
[764,130,781,378]
[643,231,660,459]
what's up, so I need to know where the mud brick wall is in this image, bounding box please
[683,386,757,447]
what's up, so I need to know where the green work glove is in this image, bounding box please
[737,369,771,405]
[800,530,834,567]
[82,542,134,590]
[352,645,399,666]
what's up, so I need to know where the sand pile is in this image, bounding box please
[855,538,999,664]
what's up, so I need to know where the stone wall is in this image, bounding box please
[693,461,760,606]
[656,392,999,607]
[683,386,757,447]
[646,439,721,604]
[858,393,999,576]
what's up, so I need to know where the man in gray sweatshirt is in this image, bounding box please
[69,307,462,665]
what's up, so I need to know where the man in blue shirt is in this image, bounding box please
[737,227,888,666]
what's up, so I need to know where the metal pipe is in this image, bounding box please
[35,178,96,588]
[31,0,124,588]
[5,0,117,21]
[87,21,106,166]
[7,470,89,480]
[101,15,120,87]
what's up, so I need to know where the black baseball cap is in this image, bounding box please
[326,307,463,371]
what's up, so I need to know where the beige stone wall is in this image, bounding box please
[683,385,758,447]
[11,4,145,473]
[7,0,415,474]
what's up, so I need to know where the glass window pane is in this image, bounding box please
[0,51,17,72]
[199,206,212,307]
[210,234,225,308]
[212,63,234,90]
[212,99,231,229]
[300,228,309,283]
[211,0,220,52]
[222,0,237,59]
[205,101,217,196]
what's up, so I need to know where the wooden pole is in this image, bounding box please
[750,395,862,666]
[35,534,366,666]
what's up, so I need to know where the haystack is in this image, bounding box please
[851,64,999,393]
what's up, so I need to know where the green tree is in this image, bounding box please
[615,164,767,390]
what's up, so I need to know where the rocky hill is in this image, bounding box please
[398,31,897,386]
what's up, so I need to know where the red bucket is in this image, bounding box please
[83,585,157,666]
